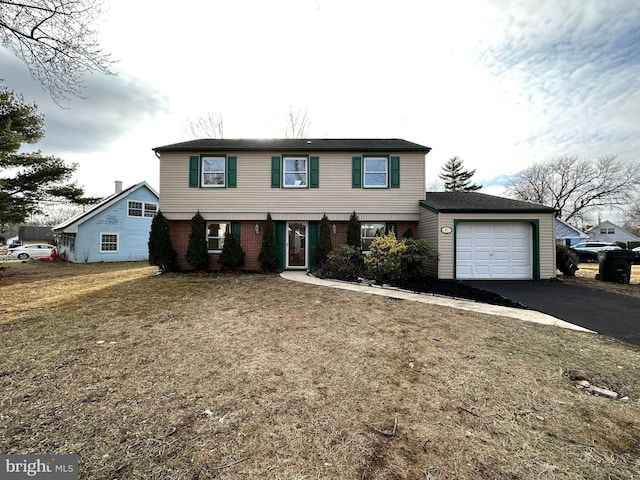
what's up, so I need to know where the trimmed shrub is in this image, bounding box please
[185,211,210,271]
[402,238,438,279]
[314,214,333,266]
[219,231,245,271]
[364,232,406,283]
[313,244,365,281]
[259,212,279,272]
[148,210,178,272]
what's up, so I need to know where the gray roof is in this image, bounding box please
[18,226,54,241]
[153,138,431,153]
[422,191,557,213]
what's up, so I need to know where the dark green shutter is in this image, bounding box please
[310,156,319,188]
[308,222,319,268]
[390,156,400,188]
[189,155,199,188]
[231,221,241,239]
[227,156,237,188]
[271,156,281,188]
[352,156,362,188]
[275,222,285,270]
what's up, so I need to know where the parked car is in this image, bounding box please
[569,242,621,262]
[7,243,56,260]
[633,246,640,265]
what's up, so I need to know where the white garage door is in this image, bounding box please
[456,222,532,279]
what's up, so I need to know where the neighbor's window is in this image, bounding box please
[363,157,388,188]
[283,157,307,187]
[100,233,118,252]
[361,223,386,251]
[207,222,230,251]
[128,200,158,217]
[600,228,615,234]
[202,157,226,187]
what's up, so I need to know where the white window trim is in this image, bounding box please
[283,156,308,188]
[127,200,158,218]
[206,221,230,253]
[363,156,388,188]
[100,232,119,253]
[201,156,226,188]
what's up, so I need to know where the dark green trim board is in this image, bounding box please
[189,156,199,187]
[275,222,285,270]
[452,219,541,280]
[231,221,241,239]
[352,156,362,188]
[390,156,400,188]
[310,156,319,188]
[308,222,319,268]
[227,156,237,188]
[271,156,281,188]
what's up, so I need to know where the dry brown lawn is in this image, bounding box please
[562,263,640,300]
[1,260,639,479]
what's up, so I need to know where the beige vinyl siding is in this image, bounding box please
[159,152,425,220]
[417,207,440,277]
[434,213,556,280]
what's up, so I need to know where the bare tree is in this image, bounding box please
[505,155,640,223]
[183,112,224,139]
[0,0,115,103]
[622,200,640,237]
[285,105,310,138]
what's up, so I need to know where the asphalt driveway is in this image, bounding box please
[463,280,640,347]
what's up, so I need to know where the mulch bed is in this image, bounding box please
[392,276,527,309]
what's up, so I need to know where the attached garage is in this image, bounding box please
[418,192,557,280]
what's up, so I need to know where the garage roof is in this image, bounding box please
[153,138,431,153]
[422,191,557,214]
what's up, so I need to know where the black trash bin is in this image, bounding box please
[597,250,634,283]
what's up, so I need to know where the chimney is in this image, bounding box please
[115,180,123,193]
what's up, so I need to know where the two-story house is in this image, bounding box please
[153,138,558,279]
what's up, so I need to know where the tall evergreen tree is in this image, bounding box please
[148,210,178,272]
[185,211,210,271]
[438,156,482,191]
[0,85,98,226]
[258,213,279,272]
[313,214,333,266]
[346,211,361,248]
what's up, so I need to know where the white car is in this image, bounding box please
[7,243,56,260]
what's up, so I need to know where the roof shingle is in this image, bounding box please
[153,138,431,153]
[422,191,557,213]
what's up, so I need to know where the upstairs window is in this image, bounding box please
[202,157,226,187]
[283,157,308,187]
[363,157,388,188]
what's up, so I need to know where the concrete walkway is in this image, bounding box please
[280,271,594,333]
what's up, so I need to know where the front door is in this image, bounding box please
[286,222,307,269]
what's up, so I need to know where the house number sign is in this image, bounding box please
[440,226,452,234]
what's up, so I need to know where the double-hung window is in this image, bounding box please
[363,157,388,188]
[360,222,397,251]
[202,157,226,187]
[283,156,308,187]
[207,222,230,252]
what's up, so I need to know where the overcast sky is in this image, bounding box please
[2,0,639,199]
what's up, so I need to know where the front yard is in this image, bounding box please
[1,261,639,479]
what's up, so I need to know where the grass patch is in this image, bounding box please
[1,261,639,479]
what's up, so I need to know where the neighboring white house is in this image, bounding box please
[555,218,589,246]
[586,220,640,247]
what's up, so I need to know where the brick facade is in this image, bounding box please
[169,220,419,272]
